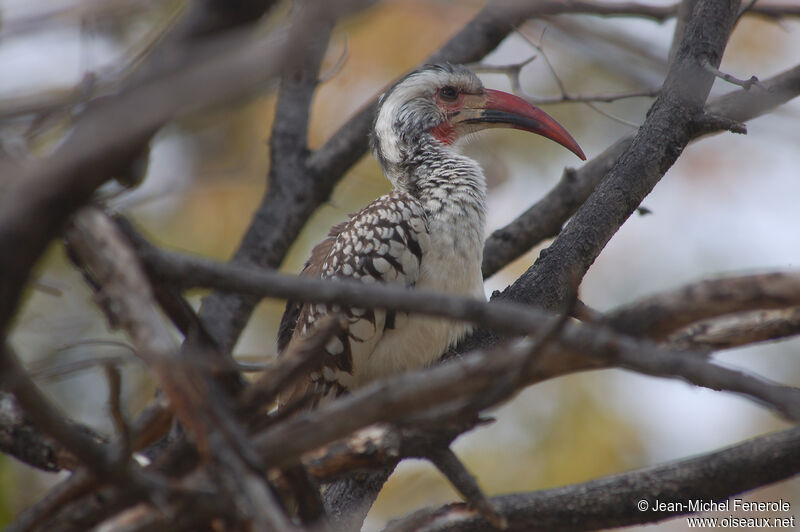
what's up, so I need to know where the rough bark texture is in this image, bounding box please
[2,1,800,531]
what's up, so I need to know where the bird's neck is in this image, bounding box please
[391,138,487,245]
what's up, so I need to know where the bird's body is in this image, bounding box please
[278,64,584,402]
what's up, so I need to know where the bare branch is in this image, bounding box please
[482,61,800,279]
[241,316,342,413]
[4,470,99,532]
[606,272,800,340]
[667,306,800,350]
[537,88,660,105]
[199,1,339,352]
[252,334,800,473]
[0,391,96,473]
[382,425,800,532]
[0,344,136,484]
[103,364,132,463]
[701,57,764,90]
[427,448,507,530]
[477,0,748,316]
[66,207,299,530]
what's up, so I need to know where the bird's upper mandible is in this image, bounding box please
[278,63,585,405]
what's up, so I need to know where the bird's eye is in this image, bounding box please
[438,86,459,102]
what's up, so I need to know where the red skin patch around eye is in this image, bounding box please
[431,92,464,145]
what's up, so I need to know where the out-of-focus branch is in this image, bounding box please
[0,24,291,341]
[65,208,299,531]
[740,2,800,20]
[0,0,168,39]
[471,0,800,25]
[0,344,140,486]
[0,391,103,473]
[241,316,342,413]
[129,234,800,422]
[606,272,800,339]
[251,332,800,473]
[667,306,800,351]
[199,1,340,352]
[381,425,800,532]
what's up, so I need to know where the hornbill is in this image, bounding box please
[278,63,585,404]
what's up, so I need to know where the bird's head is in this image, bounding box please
[371,63,585,184]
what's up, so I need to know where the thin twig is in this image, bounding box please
[427,448,507,530]
[103,363,132,463]
[319,35,350,83]
[701,57,764,90]
[514,27,643,126]
[469,56,658,106]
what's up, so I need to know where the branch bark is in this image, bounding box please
[481,61,800,279]
[382,425,800,532]
[606,272,800,339]
[473,0,742,357]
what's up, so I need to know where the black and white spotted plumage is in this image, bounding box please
[277,63,584,404]
[277,64,487,403]
[279,191,431,394]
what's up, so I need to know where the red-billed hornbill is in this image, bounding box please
[278,63,584,402]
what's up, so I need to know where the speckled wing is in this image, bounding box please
[278,190,429,403]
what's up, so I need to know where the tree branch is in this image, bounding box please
[0,391,101,473]
[606,272,800,339]
[66,208,299,531]
[475,0,742,342]
[667,306,800,350]
[0,344,142,487]
[0,23,292,339]
[250,333,800,473]
[382,425,800,532]
[481,62,800,279]
[199,1,340,352]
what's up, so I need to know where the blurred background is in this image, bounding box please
[1,0,799,529]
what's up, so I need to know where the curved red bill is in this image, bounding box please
[483,89,586,160]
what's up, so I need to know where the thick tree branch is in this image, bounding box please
[667,307,800,350]
[199,1,340,352]
[0,24,291,340]
[498,0,739,311]
[482,62,800,278]
[382,425,800,532]
[606,272,800,339]
[66,208,299,531]
[466,0,743,362]
[0,391,103,473]
[250,334,800,473]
